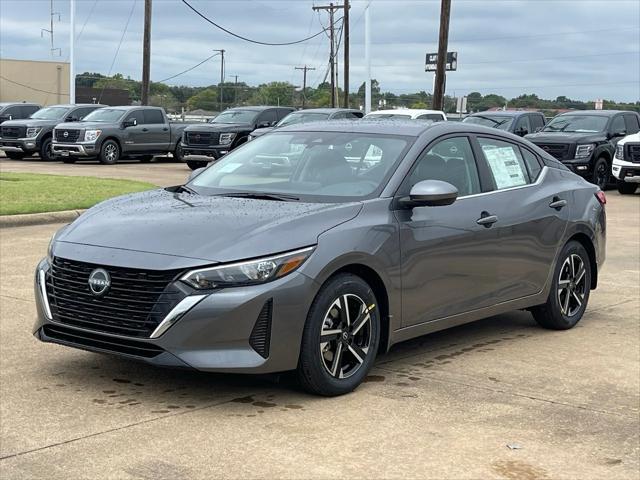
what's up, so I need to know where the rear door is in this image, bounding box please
[395,135,506,326]
[471,135,569,301]
[142,109,170,151]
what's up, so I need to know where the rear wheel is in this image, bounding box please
[297,273,380,396]
[186,160,208,170]
[39,137,54,161]
[592,157,610,190]
[5,151,25,160]
[99,140,120,165]
[531,241,591,330]
[617,181,638,195]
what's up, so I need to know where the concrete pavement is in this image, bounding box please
[0,193,638,479]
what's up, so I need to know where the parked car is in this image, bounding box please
[0,104,103,160]
[462,110,545,136]
[52,106,191,164]
[248,108,364,141]
[612,132,640,194]
[0,102,41,124]
[181,106,294,170]
[35,121,606,396]
[364,109,447,122]
[525,110,640,189]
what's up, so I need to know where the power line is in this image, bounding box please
[0,75,68,96]
[156,52,221,83]
[181,0,330,46]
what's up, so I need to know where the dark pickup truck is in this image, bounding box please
[526,110,640,189]
[52,106,192,164]
[0,102,41,124]
[462,110,546,136]
[0,104,103,160]
[181,106,294,169]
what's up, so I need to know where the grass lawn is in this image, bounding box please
[0,172,155,215]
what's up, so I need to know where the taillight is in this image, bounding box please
[595,191,606,205]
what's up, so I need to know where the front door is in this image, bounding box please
[122,110,147,153]
[395,136,505,327]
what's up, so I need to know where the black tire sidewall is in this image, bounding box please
[547,241,591,329]
[592,157,609,189]
[40,137,53,161]
[173,144,183,162]
[298,273,380,396]
[617,181,637,195]
[186,160,207,170]
[100,140,120,165]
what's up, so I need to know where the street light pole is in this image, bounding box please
[69,0,75,103]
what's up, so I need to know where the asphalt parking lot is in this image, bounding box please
[0,159,638,479]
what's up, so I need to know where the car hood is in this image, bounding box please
[57,189,362,263]
[58,121,102,130]
[525,131,605,144]
[1,119,59,128]
[619,133,640,145]
[185,122,252,133]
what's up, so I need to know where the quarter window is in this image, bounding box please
[409,137,481,197]
[520,148,543,181]
[478,137,530,190]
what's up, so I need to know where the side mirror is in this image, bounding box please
[187,167,205,182]
[611,130,626,138]
[400,180,458,208]
[123,119,137,128]
[515,127,528,136]
[65,116,78,122]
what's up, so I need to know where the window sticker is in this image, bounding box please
[482,146,527,189]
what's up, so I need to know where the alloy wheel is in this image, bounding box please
[105,144,117,162]
[595,160,608,189]
[319,294,373,379]
[557,253,587,317]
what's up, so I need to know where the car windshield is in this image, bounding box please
[463,115,514,130]
[277,112,329,127]
[543,115,608,133]
[212,110,259,124]
[365,113,412,119]
[189,131,412,201]
[82,108,125,122]
[29,107,69,120]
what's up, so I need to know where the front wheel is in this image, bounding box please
[297,273,380,396]
[39,137,54,161]
[531,241,591,330]
[617,181,638,195]
[592,157,610,190]
[99,140,120,165]
[173,144,184,162]
[186,160,208,170]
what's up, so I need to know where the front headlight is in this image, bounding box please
[181,246,315,289]
[615,144,624,160]
[26,127,41,138]
[574,143,595,159]
[84,129,102,142]
[219,132,236,145]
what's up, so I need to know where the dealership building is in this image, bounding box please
[0,58,71,105]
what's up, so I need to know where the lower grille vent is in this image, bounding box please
[249,299,273,359]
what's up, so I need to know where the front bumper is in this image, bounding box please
[33,257,318,374]
[612,158,640,183]
[0,138,38,153]
[180,142,229,161]
[560,159,593,177]
[52,142,98,158]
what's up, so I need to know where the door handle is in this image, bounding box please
[163,127,168,131]
[141,128,149,132]
[549,197,567,210]
[476,212,498,227]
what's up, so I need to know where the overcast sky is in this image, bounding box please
[1,0,639,102]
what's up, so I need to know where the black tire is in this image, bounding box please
[186,160,208,170]
[297,273,380,396]
[5,151,25,160]
[173,144,184,163]
[531,241,591,330]
[62,158,76,164]
[99,140,120,165]
[139,155,154,163]
[592,157,610,190]
[617,181,637,195]
[39,137,54,161]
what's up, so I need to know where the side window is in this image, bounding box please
[478,137,530,189]
[143,109,164,124]
[331,112,346,119]
[347,111,364,119]
[530,114,545,132]
[408,137,481,197]
[624,114,640,134]
[276,109,293,121]
[417,113,444,122]
[257,110,277,126]
[520,147,543,181]
[610,116,626,135]
[514,116,531,134]
[125,110,144,125]
[21,105,38,118]
[4,106,21,119]
[73,107,96,120]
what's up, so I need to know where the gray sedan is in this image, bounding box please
[34,121,606,396]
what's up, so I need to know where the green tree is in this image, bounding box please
[187,88,218,111]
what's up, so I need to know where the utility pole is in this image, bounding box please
[141,0,152,105]
[212,49,225,112]
[69,0,75,103]
[295,66,315,108]
[364,2,371,113]
[432,0,451,111]
[41,0,61,57]
[343,0,350,108]
[232,75,238,105]
[313,3,344,108]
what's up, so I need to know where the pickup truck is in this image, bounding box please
[181,106,294,170]
[462,110,546,136]
[0,102,41,124]
[51,106,193,164]
[525,110,640,189]
[612,132,640,194]
[0,104,103,160]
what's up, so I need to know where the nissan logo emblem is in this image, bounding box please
[63,131,69,138]
[88,268,111,296]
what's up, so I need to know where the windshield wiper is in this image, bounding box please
[176,185,198,195]
[216,192,300,201]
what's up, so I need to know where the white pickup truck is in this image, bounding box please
[612,132,640,195]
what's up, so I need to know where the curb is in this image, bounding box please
[0,209,86,228]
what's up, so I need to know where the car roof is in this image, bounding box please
[467,111,539,117]
[277,118,437,136]
[290,108,361,114]
[557,110,630,117]
[46,104,105,108]
[225,106,294,112]
[0,102,40,107]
